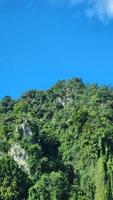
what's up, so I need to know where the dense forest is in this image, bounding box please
[1,78,113,200]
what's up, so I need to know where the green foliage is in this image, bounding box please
[95,157,109,200]
[0,155,31,200]
[1,78,113,199]
[28,171,68,200]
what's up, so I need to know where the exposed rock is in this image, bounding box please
[56,96,72,107]
[56,97,66,106]
[22,119,32,138]
[8,143,29,173]
[16,119,33,138]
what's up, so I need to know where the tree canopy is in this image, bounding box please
[0,78,113,200]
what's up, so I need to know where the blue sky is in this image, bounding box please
[0,0,113,99]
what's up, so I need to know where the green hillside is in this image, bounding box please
[0,78,113,200]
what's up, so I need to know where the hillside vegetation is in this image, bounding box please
[1,78,113,200]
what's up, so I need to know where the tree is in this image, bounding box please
[0,155,31,200]
[28,171,69,200]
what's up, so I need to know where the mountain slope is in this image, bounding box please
[0,78,113,200]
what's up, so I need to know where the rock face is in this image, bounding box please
[22,119,33,138]
[56,96,72,107]
[9,143,29,173]
[9,119,33,174]
[16,119,33,138]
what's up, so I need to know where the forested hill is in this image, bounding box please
[1,78,113,200]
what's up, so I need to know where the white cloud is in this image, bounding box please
[51,0,113,22]
[1,0,113,22]
[87,0,113,21]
